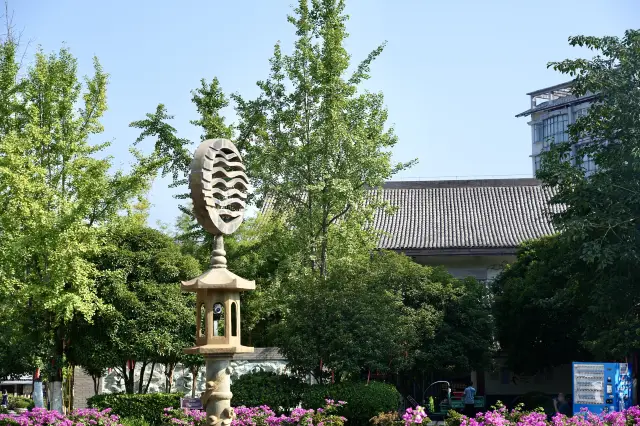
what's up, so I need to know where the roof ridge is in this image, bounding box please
[382,178,542,190]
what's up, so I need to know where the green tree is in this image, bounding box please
[274,252,415,381]
[275,250,494,380]
[0,41,161,406]
[371,252,494,376]
[414,277,494,376]
[67,310,119,394]
[130,77,233,215]
[492,236,590,374]
[536,29,640,359]
[68,220,201,394]
[234,0,414,276]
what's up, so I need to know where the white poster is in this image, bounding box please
[574,363,605,405]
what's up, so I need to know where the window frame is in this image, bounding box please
[542,114,569,148]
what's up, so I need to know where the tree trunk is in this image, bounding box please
[138,362,148,394]
[33,379,44,408]
[165,363,175,393]
[144,362,156,394]
[123,363,135,394]
[51,331,65,412]
[50,381,63,413]
[190,365,200,398]
[128,368,135,394]
[91,375,100,395]
[319,196,329,277]
[68,366,75,412]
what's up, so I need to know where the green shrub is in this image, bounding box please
[231,371,308,414]
[7,396,34,410]
[427,397,435,414]
[87,393,181,425]
[121,417,151,426]
[444,409,463,426]
[301,381,401,426]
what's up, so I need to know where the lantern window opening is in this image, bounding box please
[231,302,238,337]
[213,302,225,337]
[199,303,206,337]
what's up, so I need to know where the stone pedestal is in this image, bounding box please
[201,359,234,426]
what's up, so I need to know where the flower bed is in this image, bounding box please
[162,400,347,426]
[0,407,123,426]
[10,401,640,426]
[436,403,640,426]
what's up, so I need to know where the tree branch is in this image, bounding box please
[328,203,351,226]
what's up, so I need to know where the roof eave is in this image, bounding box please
[515,93,598,118]
[526,80,574,97]
[390,247,519,256]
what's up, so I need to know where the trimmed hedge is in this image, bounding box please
[8,396,35,410]
[87,393,181,425]
[301,381,401,426]
[231,371,307,414]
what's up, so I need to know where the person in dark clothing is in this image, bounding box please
[1,390,8,407]
[463,382,476,418]
[553,393,572,417]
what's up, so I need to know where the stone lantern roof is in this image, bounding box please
[181,268,255,292]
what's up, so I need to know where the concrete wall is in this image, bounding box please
[412,254,513,281]
[483,362,571,397]
[100,358,289,395]
[74,368,97,409]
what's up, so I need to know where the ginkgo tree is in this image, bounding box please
[0,38,163,409]
[234,0,415,277]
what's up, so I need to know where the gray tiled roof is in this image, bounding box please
[372,179,557,251]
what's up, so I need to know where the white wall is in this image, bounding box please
[412,254,513,282]
[101,359,289,395]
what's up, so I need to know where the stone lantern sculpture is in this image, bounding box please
[181,138,254,426]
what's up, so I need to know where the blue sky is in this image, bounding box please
[14,0,639,229]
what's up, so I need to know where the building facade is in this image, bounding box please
[0,375,33,397]
[516,81,597,175]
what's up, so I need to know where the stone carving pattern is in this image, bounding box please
[189,139,248,236]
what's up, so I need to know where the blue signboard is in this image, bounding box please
[572,362,633,416]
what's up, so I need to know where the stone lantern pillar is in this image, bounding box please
[181,138,254,426]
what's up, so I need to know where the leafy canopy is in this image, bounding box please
[68,219,201,393]
[275,250,493,379]
[539,30,640,358]
[496,30,640,369]
[234,0,415,276]
[0,40,162,378]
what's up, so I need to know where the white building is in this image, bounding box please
[516,81,597,175]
